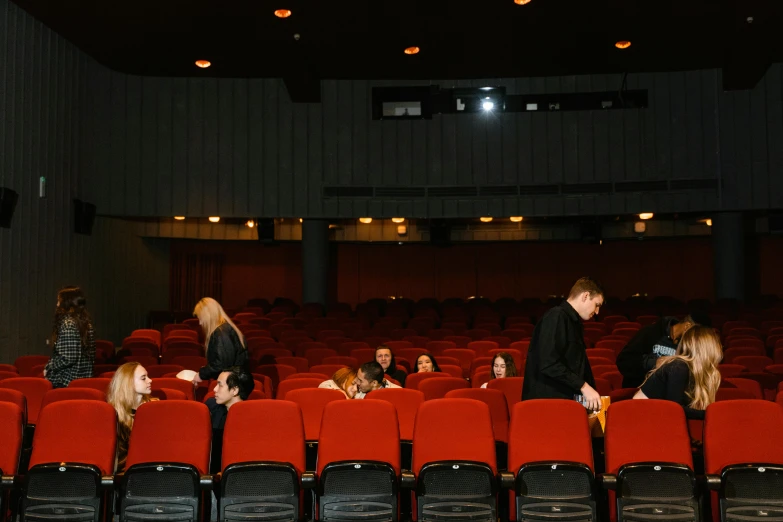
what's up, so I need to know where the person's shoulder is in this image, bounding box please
[59,316,78,328]
[661,358,690,376]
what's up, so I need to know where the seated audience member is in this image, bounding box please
[44,286,96,388]
[192,297,249,385]
[633,325,722,420]
[106,362,154,472]
[319,367,358,398]
[617,314,709,388]
[376,345,407,387]
[206,366,254,473]
[414,353,441,373]
[353,361,400,399]
[481,352,517,388]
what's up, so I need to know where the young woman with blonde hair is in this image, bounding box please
[192,297,248,384]
[633,325,722,419]
[106,362,154,472]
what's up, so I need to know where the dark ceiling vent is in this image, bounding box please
[323,186,374,198]
[519,184,560,195]
[479,186,518,196]
[560,182,613,194]
[615,180,669,192]
[428,186,479,197]
[375,187,427,198]
[670,179,719,190]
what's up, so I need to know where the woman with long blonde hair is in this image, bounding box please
[633,325,722,419]
[192,297,248,384]
[106,362,154,472]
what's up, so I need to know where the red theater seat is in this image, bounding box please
[14,356,50,377]
[276,378,324,400]
[0,401,23,477]
[418,377,468,400]
[220,400,306,521]
[41,387,106,408]
[150,377,195,401]
[446,388,509,444]
[366,388,424,442]
[0,388,27,425]
[404,371,450,390]
[285,388,345,442]
[487,377,524,413]
[0,377,52,425]
[68,377,111,393]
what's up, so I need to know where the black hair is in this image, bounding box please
[685,312,712,328]
[359,361,385,385]
[224,366,255,401]
[414,353,441,373]
[375,345,397,374]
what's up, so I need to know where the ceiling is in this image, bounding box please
[12,0,783,90]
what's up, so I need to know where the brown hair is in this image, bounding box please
[52,286,92,347]
[490,352,518,379]
[567,277,605,300]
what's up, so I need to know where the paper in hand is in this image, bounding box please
[176,370,198,381]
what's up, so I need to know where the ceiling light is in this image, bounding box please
[208,216,220,223]
[615,40,632,49]
[509,216,523,222]
[246,220,255,228]
[299,218,303,223]
[480,217,493,223]
[706,219,712,227]
[638,212,653,220]
[274,9,292,18]
[514,0,532,4]
[174,216,185,221]
[195,60,211,68]
[391,217,405,223]
[359,217,373,224]
[404,46,420,55]
[482,100,495,111]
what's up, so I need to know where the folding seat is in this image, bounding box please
[94,340,115,362]
[286,388,346,471]
[614,322,641,331]
[321,356,357,367]
[250,345,292,360]
[732,355,773,372]
[131,329,162,347]
[405,372,450,390]
[589,356,615,367]
[383,340,413,351]
[160,344,203,363]
[717,363,747,378]
[150,377,195,400]
[310,365,348,377]
[505,316,532,328]
[425,341,455,355]
[727,327,762,339]
[66,377,110,393]
[438,365,462,378]
[723,377,763,399]
[604,400,698,522]
[303,348,338,368]
[243,330,272,340]
[723,347,765,365]
[609,388,638,403]
[441,348,474,377]
[602,316,628,332]
[391,330,418,341]
[402,336,430,347]
[583,322,608,334]
[41,387,106,408]
[411,398,498,520]
[716,388,756,401]
[635,315,659,326]
[0,401,23,514]
[254,364,298,392]
[234,312,259,322]
[364,336,392,347]
[366,388,425,443]
[418,377,468,400]
[502,400,595,521]
[594,377,612,396]
[441,323,468,336]
[276,356,310,373]
[22,400,116,522]
[14,356,50,377]
[726,337,765,350]
[468,340,499,358]
[163,324,196,340]
[145,364,185,378]
[0,364,17,373]
[316,330,346,342]
[397,348,427,364]
[469,356,492,376]
[596,339,627,355]
[446,388,510,467]
[704,400,783,522]
[119,401,211,521]
[121,338,159,356]
[472,370,492,388]
[0,377,52,425]
[464,329,493,341]
[487,377,524,412]
[122,355,158,367]
[442,335,471,348]
[315,400,401,521]
[350,348,377,363]
[276,378,324,399]
[0,370,19,381]
[601,371,624,390]
[151,388,189,401]
[283,372,330,381]
[587,348,617,361]
[592,364,619,377]
[339,341,370,356]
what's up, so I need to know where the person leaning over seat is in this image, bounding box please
[353,361,400,399]
[522,277,605,412]
[191,297,249,385]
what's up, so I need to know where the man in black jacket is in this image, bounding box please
[616,314,709,388]
[522,277,605,411]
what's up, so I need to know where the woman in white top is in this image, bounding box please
[481,352,518,388]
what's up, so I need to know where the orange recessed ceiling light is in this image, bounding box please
[615,40,632,49]
[209,216,220,223]
[195,59,211,68]
[274,9,292,18]
[514,0,532,4]
[509,216,524,222]
[359,217,373,224]
[480,217,493,223]
[174,216,185,221]
[404,46,420,55]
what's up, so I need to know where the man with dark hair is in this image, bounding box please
[353,361,398,399]
[522,277,605,411]
[206,366,254,473]
[617,313,711,388]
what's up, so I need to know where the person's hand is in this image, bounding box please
[580,383,602,412]
[192,375,202,385]
[42,368,47,377]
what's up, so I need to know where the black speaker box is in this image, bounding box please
[256,218,276,243]
[74,199,97,235]
[0,187,18,228]
[430,220,452,246]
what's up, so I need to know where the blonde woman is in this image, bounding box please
[106,362,154,472]
[192,298,248,385]
[633,325,722,419]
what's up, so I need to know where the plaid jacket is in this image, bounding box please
[45,317,95,388]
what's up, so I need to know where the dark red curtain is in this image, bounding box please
[169,253,224,311]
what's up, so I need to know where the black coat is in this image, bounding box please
[616,317,679,388]
[522,301,595,401]
[198,323,248,380]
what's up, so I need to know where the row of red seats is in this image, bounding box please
[1,397,781,522]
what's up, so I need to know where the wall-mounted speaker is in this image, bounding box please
[0,187,19,228]
[429,219,452,246]
[74,199,97,235]
[256,218,276,244]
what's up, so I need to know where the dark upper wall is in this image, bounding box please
[0,0,169,362]
[80,64,783,219]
